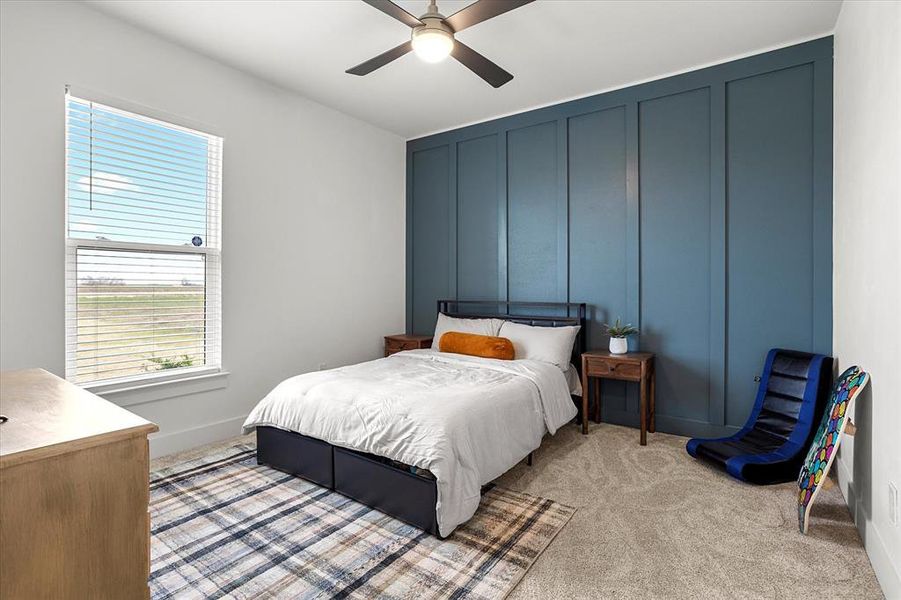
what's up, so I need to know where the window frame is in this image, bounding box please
[64,92,223,389]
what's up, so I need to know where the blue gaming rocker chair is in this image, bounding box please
[686,349,833,484]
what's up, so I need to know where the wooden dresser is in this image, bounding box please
[0,369,159,599]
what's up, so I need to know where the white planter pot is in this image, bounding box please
[609,337,628,354]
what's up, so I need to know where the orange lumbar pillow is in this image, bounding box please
[439,331,515,360]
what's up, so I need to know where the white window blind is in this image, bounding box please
[65,95,222,386]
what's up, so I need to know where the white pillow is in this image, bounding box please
[498,321,581,371]
[431,314,504,350]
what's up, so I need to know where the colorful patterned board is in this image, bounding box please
[797,366,869,534]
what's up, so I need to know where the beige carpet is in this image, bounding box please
[153,424,883,599]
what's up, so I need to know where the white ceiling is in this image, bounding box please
[84,0,842,139]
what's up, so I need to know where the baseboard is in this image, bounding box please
[836,454,856,510]
[602,409,740,439]
[149,414,248,459]
[836,459,901,598]
[861,514,901,598]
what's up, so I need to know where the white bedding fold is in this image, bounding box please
[242,350,576,536]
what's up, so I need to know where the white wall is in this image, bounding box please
[833,1,901,595]
[0,1,406,457]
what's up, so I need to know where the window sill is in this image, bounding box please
[87,369,229,408]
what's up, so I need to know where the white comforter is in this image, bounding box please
[242,349,577,536]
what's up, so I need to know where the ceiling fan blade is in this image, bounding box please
[451,41,513,88]
[346,41,413,76]
[361,0,423,28]
[444,0,535,33]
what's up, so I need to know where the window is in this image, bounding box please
[65,95,222,386]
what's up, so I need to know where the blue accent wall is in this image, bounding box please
[406,38,833,438]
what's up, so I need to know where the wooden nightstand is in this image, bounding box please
[580,350,656,445]
[384,334,433,357]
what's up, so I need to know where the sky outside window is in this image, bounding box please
[67,98,210,284]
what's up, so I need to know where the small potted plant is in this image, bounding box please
[604,318,638,354]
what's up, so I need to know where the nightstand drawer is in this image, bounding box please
[386,340,420,353]
[586,357,641,380]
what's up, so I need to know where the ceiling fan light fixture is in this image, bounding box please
[347,0,534,87]
[411,27,454,63]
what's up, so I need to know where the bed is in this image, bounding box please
[243,300,587,537]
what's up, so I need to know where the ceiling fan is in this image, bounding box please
[346,0,535,88]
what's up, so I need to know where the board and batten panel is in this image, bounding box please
[456,135,499,301]
[567,107,630,414]
[406,39,833,439]
[639,88,712,426]
[410,145,450,335]
[725,64,819,427]
[506,121,562,303]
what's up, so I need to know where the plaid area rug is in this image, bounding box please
[150,444,575,599]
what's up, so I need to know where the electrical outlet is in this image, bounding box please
[318,362,327,371]
[890,482,899,527]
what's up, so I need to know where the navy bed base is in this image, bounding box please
[256,426,442,536]
[686,348,833,484]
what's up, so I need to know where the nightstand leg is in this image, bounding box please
[581,358,589,434]
[639,376,648,446]
[581,390,589,434]
[593,378,601,423]
[649,369,656,433]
